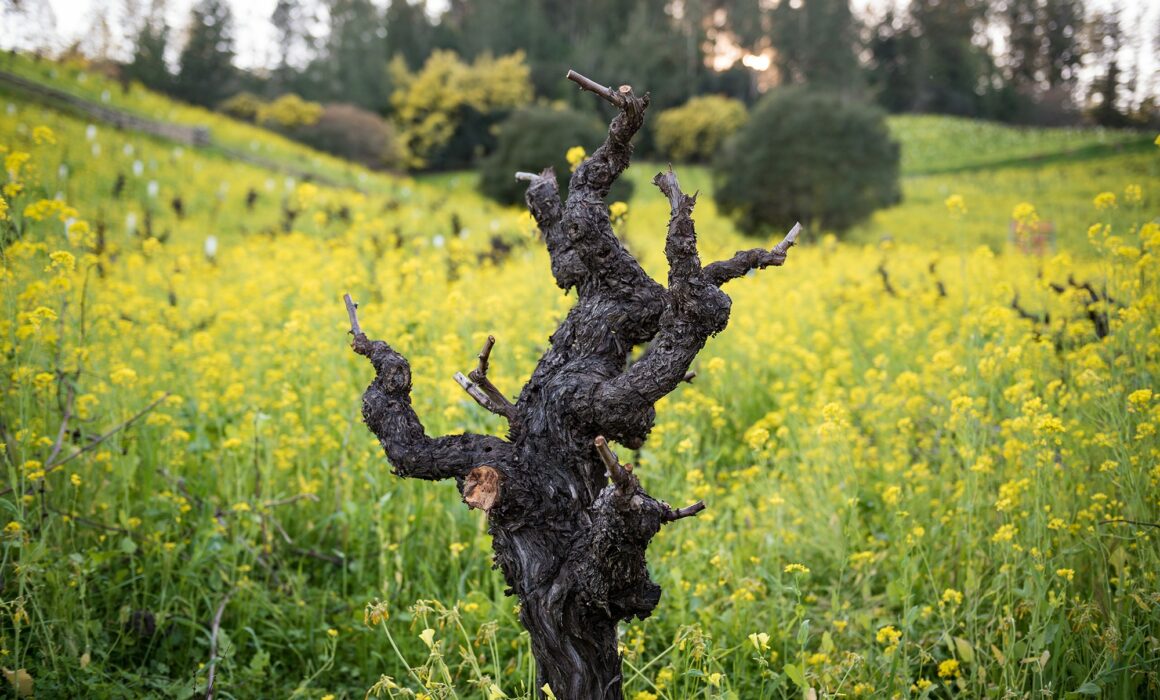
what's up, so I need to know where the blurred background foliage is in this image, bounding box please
[4,0,1157,169]
[2,0,1156,232]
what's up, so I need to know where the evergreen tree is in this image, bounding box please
[867,7,919,112]
[270,0,318,93]
[174,0,237,107]
[908,0,995,116]
[1042,0,1085,89]
[315,0,388,112]
[769,0,863,92]
[1003,0,1085,92]
[1086,6,1128,126]
[1004,0,1042,90]
[127,21,171,93]
[384,0,434,71]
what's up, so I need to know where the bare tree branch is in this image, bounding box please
[567,73,648,203]
[455,336,517,422]
[566,70,624,107]
[523,167,587,290]
[703,222,803,287]
[585,171,732,428]
[346,294,512,481]
[343,293,363,338]
[1100,518,1160,529]
[471,337,517,408]
[877,261,897,297]
[662,500,706,522]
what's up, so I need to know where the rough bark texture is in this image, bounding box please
[346,71,800,699]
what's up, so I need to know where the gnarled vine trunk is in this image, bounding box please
[345,70,800,699]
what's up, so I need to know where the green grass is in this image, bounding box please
[1,52,395,193]
[886,113,1152,175]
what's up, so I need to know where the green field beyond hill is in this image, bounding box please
[1,63,1158,698]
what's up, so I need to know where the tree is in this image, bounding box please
[1001,0,1085,98]
[867,6,920,112]
[994,0,1086,123]
[714,87,900,235]
[908,0,995,115]
[314,0,388,112]
[256,93,324,129]
[270,0,318,93]
[769,0,864,92]
[389,50,531,169]
[1041,0,1085,89]
[174,0,237,108]
[125,1,172,94]
[1086,5,1128,126]
[1004,0,1045,90]
[344,70,801,697]
[384,0,435,71]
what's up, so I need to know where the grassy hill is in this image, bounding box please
[888,114,1152,176]
[1,52,390,192]
[2,61,1158,699]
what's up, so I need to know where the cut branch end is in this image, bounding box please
[594,435,632,490]
[773,222,803,256]
[464,465,501,512]
[343,293,371,356]
[343,293,362,337]
[454,335,517,423]
[566,69,623,107]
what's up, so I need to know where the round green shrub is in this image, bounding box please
[479,106,634,206]
[655,95,748,163]
[293,103,402,171]
[219,91,265,122]
[713,87,901,235]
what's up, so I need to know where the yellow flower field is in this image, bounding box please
[2,78,1159,698]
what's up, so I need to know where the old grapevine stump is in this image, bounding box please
[346,70,801,699]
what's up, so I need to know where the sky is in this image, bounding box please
[3,0,1158,102]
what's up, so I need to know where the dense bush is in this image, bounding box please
[293,103,401,170]
[478,106,634,206]
[257,93,323,129]
[390,50,532,170]
[714,87,901,235]
[219,91,265,122]
[655,95,748,163]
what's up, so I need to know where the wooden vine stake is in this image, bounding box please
[345,70,801,698]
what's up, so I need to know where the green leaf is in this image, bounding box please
[953,636,974,664]
[797,619,811,646]
[784,663,806,689]
[1073,682,1101,695]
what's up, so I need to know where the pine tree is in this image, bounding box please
[126,11,171,94]
[174,0,237,107]
[769,0,863,92]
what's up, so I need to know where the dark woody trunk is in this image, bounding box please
[345,70,800,699]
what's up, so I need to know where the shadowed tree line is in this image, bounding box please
[87,0,1155,133]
